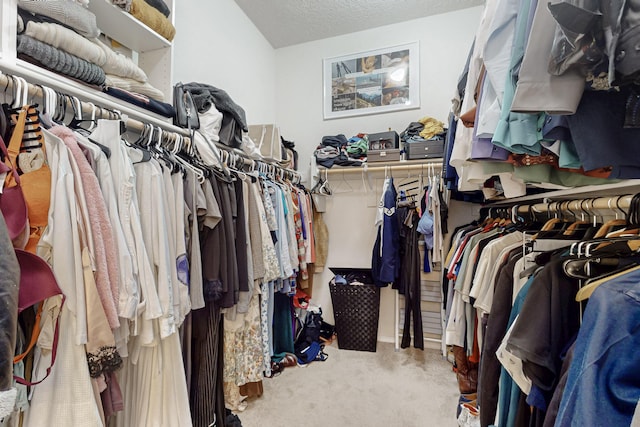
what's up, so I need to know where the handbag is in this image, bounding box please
[6,106,51,253]
[0,135,29,249]
[13,249,65,386]
[173,82,200,130]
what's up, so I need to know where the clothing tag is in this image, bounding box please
[0,172,6,193]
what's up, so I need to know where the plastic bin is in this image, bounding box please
[328,268,381,352]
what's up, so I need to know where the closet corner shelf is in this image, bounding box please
[488,179,640,206]
[323,158,444,175]
[87,0,172,52]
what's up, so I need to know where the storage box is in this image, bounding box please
[368,131,399,150]
[405,139,445,160]
[248,124,282,160]
[328,268,380,352]
[367,148,401,162]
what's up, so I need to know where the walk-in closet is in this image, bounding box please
[1,1,639,426]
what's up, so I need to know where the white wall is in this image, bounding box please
[274,7,483,343]
[172,0,277,124]
[172,4,484,344]
[275,6,483,181]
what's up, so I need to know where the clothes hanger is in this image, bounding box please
[593,196,628,238]
[575,264,640,302]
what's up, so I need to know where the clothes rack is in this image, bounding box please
[518,195,633,216]
[0,70,303,183]
[0,70,190,141]
[0,62,183,132]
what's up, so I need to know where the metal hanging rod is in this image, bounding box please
[516,195,633,215]
[323,160,443,175]
[0,67,189,139]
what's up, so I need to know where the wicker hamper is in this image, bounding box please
[329,282,380,352]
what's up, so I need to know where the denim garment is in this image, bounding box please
[372,178,399,286]
[555,267,640,427]
[566,87,640,179]
[541,115,582,169]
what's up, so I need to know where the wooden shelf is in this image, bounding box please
[87,0,171,52]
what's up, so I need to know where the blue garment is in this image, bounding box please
[371,178,399,286]
[493,275,535,427]
[566,86,640,179]
[444,113,459,190]
[555,268,640,427]
[423,246,430,273]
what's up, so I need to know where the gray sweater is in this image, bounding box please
[17,34,106,86]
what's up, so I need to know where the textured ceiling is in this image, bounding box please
[233,0,485,48]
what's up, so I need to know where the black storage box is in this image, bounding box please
[405,138,445,160]
[328,268,380,352]
[368,131,399,150]
[368,149,401,162]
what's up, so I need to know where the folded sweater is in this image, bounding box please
[19,13,108,68]
[130,0,175,41]
[17,34,106,86]
[92,38,148,83]
[17,0,99,38]
[18,12,150,83]
[104,74,165,101]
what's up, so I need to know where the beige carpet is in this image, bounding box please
[237,341,459,427]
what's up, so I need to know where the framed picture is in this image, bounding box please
[323,42,420,120]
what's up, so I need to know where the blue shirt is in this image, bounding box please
[555,267,640,426]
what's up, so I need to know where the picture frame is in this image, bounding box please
[323,42,420,120]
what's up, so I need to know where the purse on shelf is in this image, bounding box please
[173,82,200,131]
[0,134,29,249]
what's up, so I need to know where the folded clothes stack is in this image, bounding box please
[105,87,175,118]
[129,0,175,41]
[17,34,106,86]
[16,0,171,111]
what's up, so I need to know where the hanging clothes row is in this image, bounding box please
[446,195,640,427]
[0,74,316,427]
[445,0,640,201]
[370,166,448,351]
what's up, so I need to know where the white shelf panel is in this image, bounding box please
[87,0,171,52]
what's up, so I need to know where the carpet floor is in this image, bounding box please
[237,341,459,427]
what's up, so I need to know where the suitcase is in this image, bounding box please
[367,148,401,162]
[405,139,445,160]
